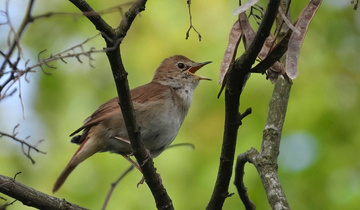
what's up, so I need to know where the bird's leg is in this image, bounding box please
[117,136,152,187]
[121,154,141,172]
[114,136,131,144]
[121,154,146,186]
[115,135,151,167]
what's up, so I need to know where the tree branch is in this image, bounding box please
[102,165,134,210]
[207,0,281,209]
[234,77,292,210]
[0,0,35,101]
[185,0,202,41]
[253,3,293,200]
[234,153,256,210]
[0,0,34,75]
[0,174,87,210]
[0,0,132,101]
[114,0,146,38]
[68,0,113,35]
[69,0,174,209]
[236,76,291,210]
[0,125,46,164]
[233,1,292,208]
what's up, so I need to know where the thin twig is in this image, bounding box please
[102,165,134,210]
[31,2,134,21]
[249,4,264,25]
[0,33,108,101]
[185,0,202,41]
[0,125,46,164]
[167,143,195,150]
[31,33,102,72]
[0,0,34,73]
[234,152,256,210]
[0,1,132,101]
[0,0,35,104]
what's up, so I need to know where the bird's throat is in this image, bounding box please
[173,86,195,115]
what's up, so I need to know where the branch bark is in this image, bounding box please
[235,76,291,210]
[0,174,87,210]
[69,0,173,209]
[234,1,292,209]
[234,153,256,210]
[0,129,46,164]
[256,77,291,209]
[207,1,281,209]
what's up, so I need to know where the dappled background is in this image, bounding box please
[1,0,359,209]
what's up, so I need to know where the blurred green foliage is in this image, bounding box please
[1,0,360,209]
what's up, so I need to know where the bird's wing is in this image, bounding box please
[69,97,120,136]
[69,82,171,137]
[131,81,171,104]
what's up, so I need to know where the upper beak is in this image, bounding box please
[187,61,212,80]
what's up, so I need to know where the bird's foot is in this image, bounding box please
[137,176,145,188]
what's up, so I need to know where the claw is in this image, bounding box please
[137,176,145,188]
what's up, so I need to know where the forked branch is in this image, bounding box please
[0,124,46,164]
[69,0,173,209]
[234,76,291,210]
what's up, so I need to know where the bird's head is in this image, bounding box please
[153,55,211,89]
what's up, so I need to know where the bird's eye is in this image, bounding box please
[177,62,185,69]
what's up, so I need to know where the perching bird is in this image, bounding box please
[53,55,211,193]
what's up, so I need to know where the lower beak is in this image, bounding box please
[188,61,212,80]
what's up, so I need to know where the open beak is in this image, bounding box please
[187,61,212,80]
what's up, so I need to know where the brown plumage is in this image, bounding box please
[53,55,211,193]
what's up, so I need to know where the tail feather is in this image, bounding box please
[53,135,103,193]
[53,162,77,193]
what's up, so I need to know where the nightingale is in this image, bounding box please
[53,55,211,193]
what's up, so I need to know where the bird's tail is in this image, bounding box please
[53,136,101,193]
[53,161,77,193]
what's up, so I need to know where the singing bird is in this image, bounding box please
[53,55,211,193]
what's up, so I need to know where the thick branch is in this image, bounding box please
[207,0,280,209]
[252,76,291,210]
[0,174,87,210]
[257,72,292,210]
[69,0,173,209]
[115,0,146,38]
[250,30,291,74]
[68,0,113,35]
[247,1,291,208]
[234,0,293,207]
[235,83,292,208]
